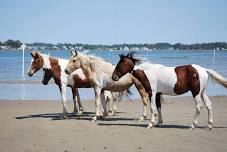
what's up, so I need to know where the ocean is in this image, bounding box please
[0,49,227,100]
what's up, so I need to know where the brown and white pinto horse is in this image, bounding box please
[112,52,227,129]
[27,51,120,118]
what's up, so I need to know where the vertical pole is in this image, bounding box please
[21,43,26,100]
[22,43,25,79]
[212,49,216,65]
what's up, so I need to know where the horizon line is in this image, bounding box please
[1,39,227,45]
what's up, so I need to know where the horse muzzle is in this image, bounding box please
[65,69,71,75]
[27,71,33,77]
[42,79,48,85]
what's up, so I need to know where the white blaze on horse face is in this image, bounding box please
[27,58,34,74]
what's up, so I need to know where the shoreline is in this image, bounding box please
[1,95,227,102]
[0,80,55,84]
[1,49,227,51]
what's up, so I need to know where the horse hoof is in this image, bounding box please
[208,124,213,130]
[100,115,107,120]
[108,113,113,117]
[92,119,96,122]
[191,121,198,129]
[61,115,67,119]
[92,116,97,122]
[190,124,195,129]
[147,122,154,129]
[108,112,115,117]
[138,116,146,122]
[78,110,83,115]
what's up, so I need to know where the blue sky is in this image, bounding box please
[0,0,227,44]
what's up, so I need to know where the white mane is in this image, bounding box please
[78,52,113,67]
[73,52,114,75]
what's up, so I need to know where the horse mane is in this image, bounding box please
[119,51,144,64]
[78,52,113,68]
[87,53,113,72]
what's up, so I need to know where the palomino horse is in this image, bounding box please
[65,51,150,121]
[112,52,227,129]
[27,51,121,117]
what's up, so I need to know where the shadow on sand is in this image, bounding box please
[15,112,95,121]
[97,123,190,129]
[15,113,227,129]
[15,111,133,121]
[98,123,227,129]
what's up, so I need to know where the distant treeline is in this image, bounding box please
[0,39,22,49]
[0,39,227,50]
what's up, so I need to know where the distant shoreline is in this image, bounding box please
[1,49,227,52]
[1,39,227,51]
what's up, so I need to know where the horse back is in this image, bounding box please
[174,64,200,96]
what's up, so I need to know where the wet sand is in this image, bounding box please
[0,96,227,152]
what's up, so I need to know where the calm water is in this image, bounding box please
[0,49,227,100]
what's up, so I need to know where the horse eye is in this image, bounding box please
[73,59,76,63]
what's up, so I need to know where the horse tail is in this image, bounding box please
[206,69,227,88]
[108,88,133,103]
[126,88,133,97]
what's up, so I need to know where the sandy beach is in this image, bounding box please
[0,96,227,152]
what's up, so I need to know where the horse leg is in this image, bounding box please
[108,99,114,116]
[202,91,214,129]
[101,90,108,119]
[106,93,115,116]
[148,93,158,128]
[104,91,114,116]
[156,93,163,126]
[75,88,84,115]
[191,94,203,129]
[108,92,118,116]
[112,92,118,114]
[132,78,149,121]
[92,87,102,121]
[71,88,78,116]
[60,84,67,118]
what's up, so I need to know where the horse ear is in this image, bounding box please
[31,51,40,58]
[119,53,127,59]
[31,51,37,58]
[128,51,136,58]
[70,49,77,56]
